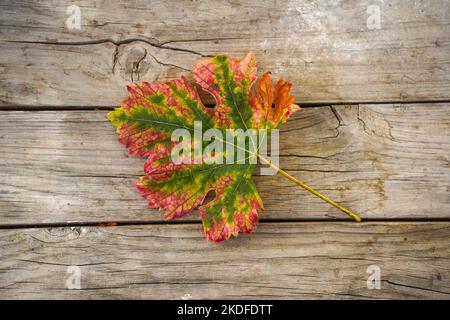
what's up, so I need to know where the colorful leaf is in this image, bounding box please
[108,51,360,242]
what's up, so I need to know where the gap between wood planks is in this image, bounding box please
[2,100,450,111]
[2,218,450,231]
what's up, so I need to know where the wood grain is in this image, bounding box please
[1,0,449,106]
[0,222,449,299]
[0,103,449,225]
[1,0,449,301]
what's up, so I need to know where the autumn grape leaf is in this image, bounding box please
[108,52,360,242]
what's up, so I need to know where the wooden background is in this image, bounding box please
[0,0,449,299]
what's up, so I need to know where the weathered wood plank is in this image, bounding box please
[0,104,449,225]
[1,0,449,106]
[0,222,449,299]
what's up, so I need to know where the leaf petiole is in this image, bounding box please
[258,155,362,222]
